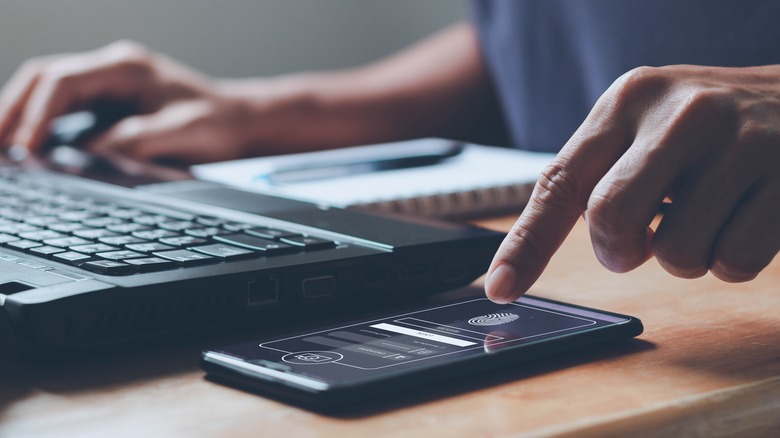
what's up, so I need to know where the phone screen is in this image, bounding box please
[206,297,635,388]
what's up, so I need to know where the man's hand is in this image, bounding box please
[485,65,780,303]
[0,40,258,164]
[0,24,505,164]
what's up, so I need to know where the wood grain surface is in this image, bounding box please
[1,216,778,437]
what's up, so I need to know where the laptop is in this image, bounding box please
[0,112,504,358]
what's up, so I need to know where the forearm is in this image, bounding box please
[218,22,508,155]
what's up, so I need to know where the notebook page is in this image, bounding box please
[191,140,555,212]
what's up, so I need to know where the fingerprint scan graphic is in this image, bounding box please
[468,312,520,326]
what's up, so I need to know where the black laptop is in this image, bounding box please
[0,114,504,357]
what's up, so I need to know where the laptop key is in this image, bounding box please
[159,220,201,232]
[245,227,301,240]
[123,257,176,272]
[44,236,92,247]
[69,243,119,254]
[214,234,298,255]
[107,223,150,233]
[279,236,336,250]
[222,222,254,232]
[72,229,119,239]
[18,230,64,241]
[132,229,180,240]
[190,243,255,259]
[24,216,60,226]
[96,250,147,260]
[184,227,227,238]
[125,242,175,253]
[108,208,143,219]
[153,249,216,265]
[8,239,43,250]
[159,236,207,247]
[132,214,170,226]
[195,216,224,227]
[58,211,100,222]
[81,260,135,275]
[47,222,87,233]
[53,251,93,265]
[0,233,20,243]
[0,223,40,234]
[82,216,125,227]
[30,245,66,256]
[98,236,148,246]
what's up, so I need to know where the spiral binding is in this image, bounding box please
[359,182,535,220]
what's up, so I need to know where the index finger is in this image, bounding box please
[484,109,632,303]
[12,41,155,154]
[0,57,53,147]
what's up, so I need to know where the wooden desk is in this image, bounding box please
[2,216,779,437]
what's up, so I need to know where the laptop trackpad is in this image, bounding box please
[0,257,74,289]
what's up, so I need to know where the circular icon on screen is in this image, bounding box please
[282,351,344,365]
[468,312,520,326]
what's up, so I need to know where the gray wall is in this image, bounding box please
[0,1,466,83]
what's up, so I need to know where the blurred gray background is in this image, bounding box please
[0,0,466,83]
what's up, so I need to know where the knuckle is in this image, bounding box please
[652,238,708,279]
[534,161,586,217]
[679,88,736,120]
[506,222,545,260]
[617,66,659,88]
[38,68,71,90]
[587,183,633,238]
[105,39,154,70]
[711,247,768,283]
[609,66,668,109]
[107,39,148,57]
[19,57,47,74]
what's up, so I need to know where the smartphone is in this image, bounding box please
[201,295,643,409]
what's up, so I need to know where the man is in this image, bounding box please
[0,1,778,304]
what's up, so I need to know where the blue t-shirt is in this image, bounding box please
[471,0,780,152]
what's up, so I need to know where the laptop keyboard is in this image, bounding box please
[0,169,337,276]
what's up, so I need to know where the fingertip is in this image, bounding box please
[7,143,29,162]
[484,263,521,304]
[12,126,42,156]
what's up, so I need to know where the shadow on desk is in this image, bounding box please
[0,293,438,420]
[0,338,204,418]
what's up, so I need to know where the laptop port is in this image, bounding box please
[247,275,280,307]
[302,275,336,300]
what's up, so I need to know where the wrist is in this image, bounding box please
[214,69,420,156]
[214,74,344,155]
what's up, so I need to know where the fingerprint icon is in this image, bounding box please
[468,312,520,326]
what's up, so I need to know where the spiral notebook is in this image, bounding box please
[191,139,555,219]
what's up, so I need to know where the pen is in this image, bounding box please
[255,141,465,185]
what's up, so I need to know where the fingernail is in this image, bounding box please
[7,144,29,162]
[485,263,519,304]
